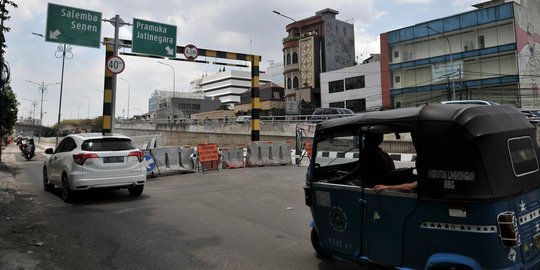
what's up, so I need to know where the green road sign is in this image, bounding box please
[132,18,177,58]
[45,3,102,48]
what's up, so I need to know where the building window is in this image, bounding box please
[346,99,366,112]
[478,35,485,49]
[329,101,345,108]
[286,53,291,65]
[293,76,299,89]
[272,91,281,100]
[394,51,399,58]
[395,76,401,83]
[345,76,365,90]
[328,80,344,93]
[292,52,298,64]
[287,78,292,89]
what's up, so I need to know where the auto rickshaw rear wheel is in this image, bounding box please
[311,227,333,259]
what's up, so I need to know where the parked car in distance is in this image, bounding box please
[236,115,252,123]
[311,107,355,122]
[520,109,540,123]
[440,100,500,105]
[42,133,147,203]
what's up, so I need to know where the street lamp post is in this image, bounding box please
[55,44,73,145]
[273,10,302,112]
[119,77,131,119]
[158,61,176,121]
[26,81,60,142]
[32,32,73,145]
[426,25,455,100]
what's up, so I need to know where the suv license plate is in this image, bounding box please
[104,156,124,163]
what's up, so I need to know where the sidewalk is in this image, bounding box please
[0,161,15,204]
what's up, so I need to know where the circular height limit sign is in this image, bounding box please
[106,56,125,74]
[183,44,198,61]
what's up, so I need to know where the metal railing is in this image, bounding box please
[121,114,357,125]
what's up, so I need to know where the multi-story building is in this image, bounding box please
[189,69,272,107]
[320,55,382,112]
[148,90,218,121]
[235,82,285,116]
[380,0,540,109]
[278,8,355,114]
[267,61,285,88]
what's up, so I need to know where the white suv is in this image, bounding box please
[43,133,147,203]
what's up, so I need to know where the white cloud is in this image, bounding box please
[395,0,433,4]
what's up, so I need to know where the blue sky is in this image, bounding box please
[6,0,479,125]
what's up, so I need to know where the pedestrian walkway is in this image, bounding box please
[0,149,16,204]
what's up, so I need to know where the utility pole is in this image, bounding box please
[26,81,59,142]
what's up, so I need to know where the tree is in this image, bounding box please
[218,104,230,111]
[0,0,18,162]
[0,84,18,161]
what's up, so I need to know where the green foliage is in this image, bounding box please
[0,0,18,52]
[0,84,18,139]
[218,104,230,111]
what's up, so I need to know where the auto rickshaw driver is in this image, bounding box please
[360,133,395,177]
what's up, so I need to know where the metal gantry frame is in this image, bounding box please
[101,37,262,141]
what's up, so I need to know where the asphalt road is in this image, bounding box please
[6,144,385,270]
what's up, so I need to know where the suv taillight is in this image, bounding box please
[73,153,99,166]
[497,211,521,248]
[128,151,144,162]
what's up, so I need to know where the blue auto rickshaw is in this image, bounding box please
[305,104,540,269]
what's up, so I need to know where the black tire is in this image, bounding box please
[311,227,332,259]
[24,155,32,161]
[61,175,75,203]
[42,167,54,192]
[128,185,144,196]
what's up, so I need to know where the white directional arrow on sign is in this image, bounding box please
[49,29,61,39]
[165,46,174,55]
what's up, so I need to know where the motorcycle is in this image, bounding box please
[20,138,35,161]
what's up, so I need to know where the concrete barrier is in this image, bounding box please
[246,141,292,167]
[277,142,292,165]
[149,146,183,174]
[221,147,244,168]
[246,142,264,167]
[180,146,195,171]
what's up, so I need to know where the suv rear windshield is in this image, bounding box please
[81,138,136,152]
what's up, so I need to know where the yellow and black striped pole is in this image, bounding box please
[250,55,261,141]
[102,38,113,135]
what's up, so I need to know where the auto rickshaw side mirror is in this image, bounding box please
[45,148,54,155]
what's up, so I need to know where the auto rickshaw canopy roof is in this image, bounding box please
[314,104,540,200]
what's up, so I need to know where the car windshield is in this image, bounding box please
[81,138,136,151]
[315,130,360,167]
[339,109,354,114]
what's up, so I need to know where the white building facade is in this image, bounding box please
[190,70,271,106]
[320,60,382,112]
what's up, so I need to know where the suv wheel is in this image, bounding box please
[61,175,75,203]
[128,185,144,196]
[43,167,54,192]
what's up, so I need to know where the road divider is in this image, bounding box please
[246,141,292,167]
[221,147,244,169]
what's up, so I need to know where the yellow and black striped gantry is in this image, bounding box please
[101,38,262,141]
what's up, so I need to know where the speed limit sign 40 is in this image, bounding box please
[106,56,125,74]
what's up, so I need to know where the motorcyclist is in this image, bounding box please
[21,138,36,159]
[27,138,36,155]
